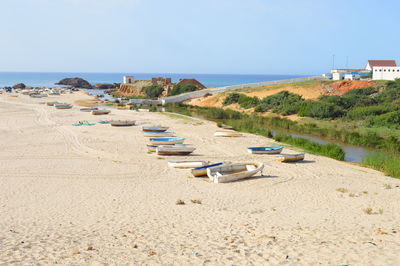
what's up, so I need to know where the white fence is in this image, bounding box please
[161,76,321,104]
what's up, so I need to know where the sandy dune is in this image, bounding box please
[1,92,400,265]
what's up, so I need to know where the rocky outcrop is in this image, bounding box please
[95,83,119,90]
[176,79,206,89]
[13,83,26,89]
[56,78,92,89]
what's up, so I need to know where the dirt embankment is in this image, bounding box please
[186,80,377,110]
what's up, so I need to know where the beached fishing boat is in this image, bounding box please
[143,131,176,137]
[98,120,110,124]
[80,107,98,112]
[92,110,111,115]
[142,125,169,132]
[147,144,188,153]
[110,120,136,127]
[30,94,48,98]
[167,161,207,169]
[207,162,264,183]
[191,162,227,177]
[46,101,59,106]
[247,146,284,154]
[72,121,95,126]
[214,131,243,137]
[156,146,195,155]
[54,103,72,109]
[149,137,185,145]
[276,153,305,162]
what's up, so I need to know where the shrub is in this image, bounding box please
[347,105,398,120]
[169,84,198,96]
[367,111,400,129]
[298,100,344,119]
[223,93,241,105]
[363,151,400,178]
[144,85,164,98]
[259,91,304,115]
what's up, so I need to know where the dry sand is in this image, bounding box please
[1,92,400,265]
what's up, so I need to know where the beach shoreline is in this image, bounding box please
[1,91,400,265]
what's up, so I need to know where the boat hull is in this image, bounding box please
[156,146,195,156]
[92,110,111,115]
[276,153,305,162]
[207,162,264,183]
[214,131,242,137]
[142,126,169,132]
[191,162,225,177]
[110,120,136,127]
[149,138,185,145]
[247,146,283,154]
[143,132,176,137]
[168,161,206,169]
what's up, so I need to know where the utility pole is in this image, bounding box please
[346,56,349,69]
[332,54,335,70]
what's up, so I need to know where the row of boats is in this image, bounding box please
[141,125,305,183]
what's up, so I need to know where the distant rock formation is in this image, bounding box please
[95,83,119,90]
[56,78,92,89]
[13,83,26,89]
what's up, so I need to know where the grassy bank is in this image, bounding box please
[274,134,345,161]
[362,152,400,178]
[165,104,345,161]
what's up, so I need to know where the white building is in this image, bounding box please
[372,67,400,80]
[123,76,134,84]
[366,60,397,71]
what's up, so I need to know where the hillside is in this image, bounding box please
[186,80,377,109]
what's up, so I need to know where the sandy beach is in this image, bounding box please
[1,92,400,265]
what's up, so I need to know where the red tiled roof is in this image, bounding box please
[368,60,397,67]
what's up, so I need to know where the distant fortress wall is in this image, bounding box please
[161,76,322,104]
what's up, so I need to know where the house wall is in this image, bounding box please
[123,76,134,84]
[372,67,400,80]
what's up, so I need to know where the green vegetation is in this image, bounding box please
[362,151,400,178]
[144,85,164,98]
[169,84,198,96]
[273,134,345,160]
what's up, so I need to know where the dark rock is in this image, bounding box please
[95,83,117,90]
[56,78,92,89]
[13,83,26,89]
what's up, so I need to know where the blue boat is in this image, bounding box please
[247,146,284,154]
[149,137,185,145]
[191,162,225,177]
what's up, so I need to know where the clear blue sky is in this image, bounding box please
[1,0,399,75]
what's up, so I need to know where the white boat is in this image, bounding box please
[191,162,227,177]
[167,161,207,169]
[142,125,169,132]
[30,94,48,98]
[92,110,111,115]
[247,146,284,154]
[207,162,264,183]
[110,120,136,127]
[46,101,59,106]
[214,131,242,137]
[276,153,305,162]
[143,131,176,137]
[149,137,185,145]
[54,103,73,109]
[156,146,195,155]
[147,144,188,153]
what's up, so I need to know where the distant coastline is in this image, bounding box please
[0,72,309,88]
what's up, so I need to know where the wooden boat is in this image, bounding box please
[247,146,284,154]
[92,110,111,115]
[191,162,227,177]
[142,125,169,132]
[143,131,176,137]
[110,120,136,127]
[276,153,305,163]
[147,144,188,153]
[167,161,207,169]
[207,162,264,183]
[80,107,98,112]
[214,131,242,137]
[46,101,59,106]
[54,103,72,109]
[156,146,195,156]
[149,137,185,145]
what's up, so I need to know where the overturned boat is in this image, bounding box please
[156,146,195,155]
[80,107,99,112]
[110,120,136,127]
[54,103,72,109]
[276,153,305,163]
[207,162,264,183]
[142,125,169,132]
[92,109,111,115]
